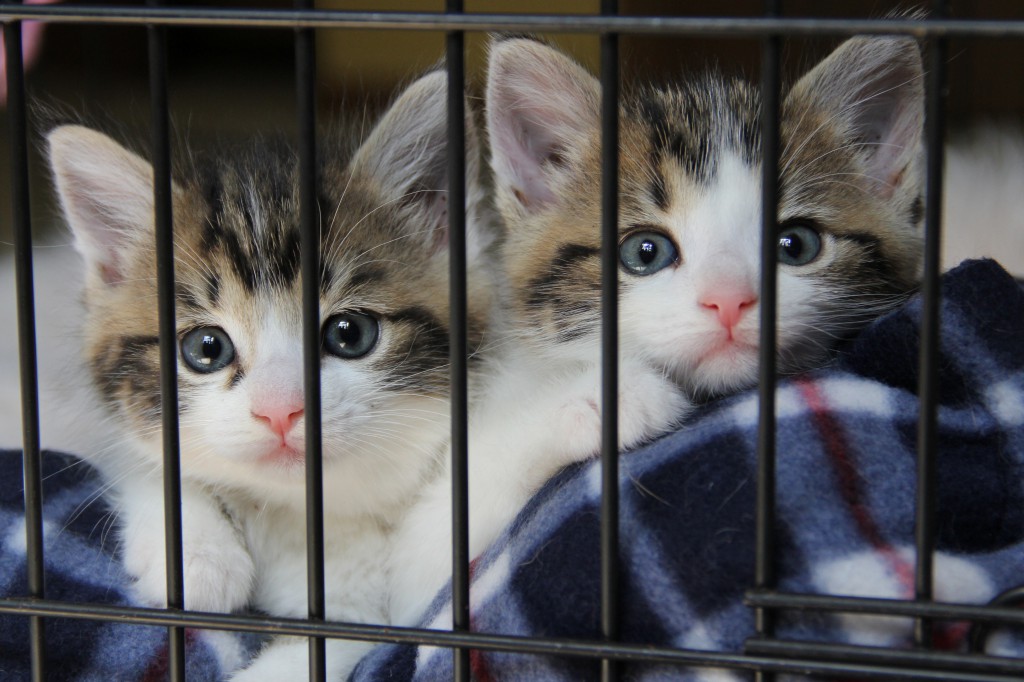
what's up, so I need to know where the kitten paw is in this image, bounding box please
[615,361,692,451]
[123,512,255,613]
[551,362,690,464]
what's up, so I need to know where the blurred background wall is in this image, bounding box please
[0,0,1021,250]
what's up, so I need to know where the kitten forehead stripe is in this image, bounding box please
[176,282,202,312]
[205,273,220,306]
[637,90,715,185]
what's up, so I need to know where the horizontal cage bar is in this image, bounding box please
[0,597,1018,680]
[0,7,1023,38]
[745,639,1024,676]
[746,591,1024,625]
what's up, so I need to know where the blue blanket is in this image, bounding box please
[2,259,1024,680]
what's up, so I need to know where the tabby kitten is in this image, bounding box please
[388,35,924,627]
[47,70,495,679]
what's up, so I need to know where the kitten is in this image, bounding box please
[388,35,924,627]
[45,69,495,680]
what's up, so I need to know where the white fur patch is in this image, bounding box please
[585,460,602,500]
[198,629,250,676]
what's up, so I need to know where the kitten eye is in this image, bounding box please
[322,312,380,359]
[619,231,679,276]
[777,224,822,266]
[180,327,235,373]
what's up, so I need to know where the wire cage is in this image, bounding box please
[1,1,1023,681]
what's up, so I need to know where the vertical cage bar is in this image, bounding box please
[914,0,948,649]
[445,0,470,680]
[599,1,620,681]
[295,0,326,677]
[146,5,185,679]
[754,2,781,680]
[5,5,46,679]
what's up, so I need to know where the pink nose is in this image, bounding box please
[253,404,304,438]
[700,289,758,331]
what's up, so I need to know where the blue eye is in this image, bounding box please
[180,327,235,373]
[619,231,679,276]
[777,224,822,266]
[322,312,379,359]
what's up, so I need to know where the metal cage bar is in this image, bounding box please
[754,4,781,681]
[3,595,1023,681]
[445,1,470,680]
[146,3,186,678]
[2,7,1024,37]
[294,0,326,677]
[599,1,620,681]
[914,0,949,649]
[4,1,45,679]
[745,638,1024,676]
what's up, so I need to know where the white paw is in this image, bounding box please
[122,510,255,613]
[615,360,692,450]
[551,362,690,464]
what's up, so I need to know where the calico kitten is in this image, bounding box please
[388,35,924,627]
[47,70,495,679]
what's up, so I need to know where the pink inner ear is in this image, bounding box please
[863,99,920,200]
[491,110,559,212]
[98,261,122,286]
[68,197,134,286]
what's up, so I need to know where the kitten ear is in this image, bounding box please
[486,37,601,216]
[787,36,924,198]
[47,125,155,285]
[351,69,488,258]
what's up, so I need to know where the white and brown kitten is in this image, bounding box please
[388,35,924,627]
[45,70,495,679]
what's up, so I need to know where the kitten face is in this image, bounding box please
[487,37,924,399]
[48,71,494,511]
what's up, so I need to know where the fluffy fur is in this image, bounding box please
[388,35,927,627]
[42,70,495,680]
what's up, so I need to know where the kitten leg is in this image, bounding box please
[116,475,254,613]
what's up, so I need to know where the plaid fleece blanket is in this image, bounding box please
[2,259,1023,680]
[354,258,1024,680]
